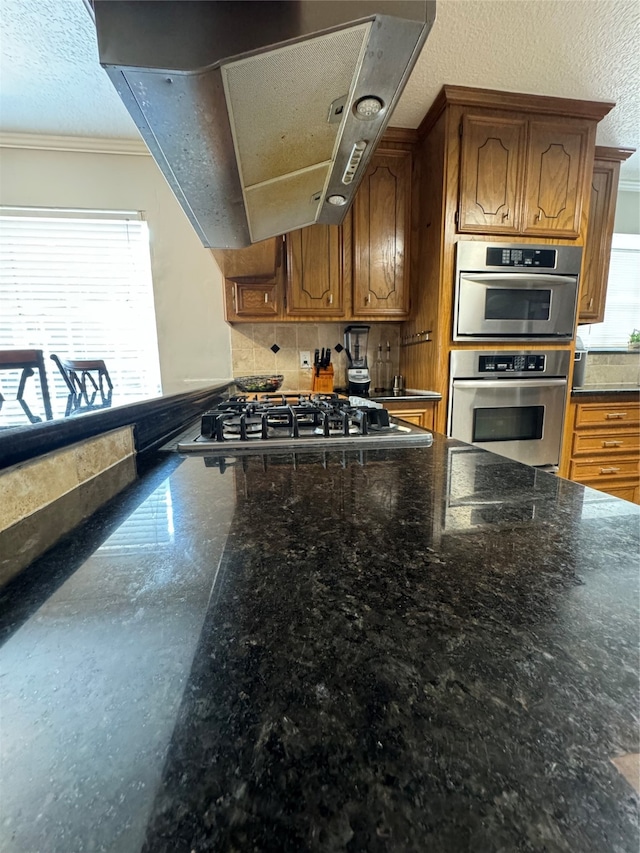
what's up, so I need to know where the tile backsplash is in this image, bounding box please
[583,350,640,386]
[230,324,402,392]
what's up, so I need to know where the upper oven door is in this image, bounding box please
[455,273,579,341]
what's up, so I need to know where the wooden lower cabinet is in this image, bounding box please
[562,397,640,504]
[384,400,436,431]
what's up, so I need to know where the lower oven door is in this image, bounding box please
[449,377,567,467]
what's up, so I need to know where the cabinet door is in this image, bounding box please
[285,225,344,316]
[384,401,436,430]
[578,159,620,324]
[353,151,411,317]
[523,121,590,237]
[458,115,526,234]
[224,276,281,322]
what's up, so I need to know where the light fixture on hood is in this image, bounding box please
[93,1,436,249]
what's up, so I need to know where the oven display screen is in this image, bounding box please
[486,247,557,267]
[479,354,546,372]
[473,406,544,442]
[485,289,551,321]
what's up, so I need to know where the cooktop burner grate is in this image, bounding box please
[177,393,433,454]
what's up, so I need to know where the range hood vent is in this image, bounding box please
[93,1,436,248]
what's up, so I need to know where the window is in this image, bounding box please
[580,233,640,349]
[0,208,162,425]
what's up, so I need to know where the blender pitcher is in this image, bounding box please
[344,325,371,396]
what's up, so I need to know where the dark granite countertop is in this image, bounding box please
[571,385,640,398]
[334,389,442,403]
[370,390,442,403]
[0,435,638,852]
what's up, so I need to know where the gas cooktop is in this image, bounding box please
[177,393,433,455]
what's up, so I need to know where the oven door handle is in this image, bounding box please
[459,273,578,287]
[452,378,567,390]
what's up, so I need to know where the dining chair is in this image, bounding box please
[0,349,53,422]
[50,355,113,399]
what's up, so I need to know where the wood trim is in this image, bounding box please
[380,126,419,146]
[437,86,615,120]
[417,85,615,140]
[593,146,636,162]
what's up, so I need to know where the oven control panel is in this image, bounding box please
[479,354,546,373]
[485,247,557,268]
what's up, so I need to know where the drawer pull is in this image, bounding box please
[264,292,269,304]
[605,412,627,419]
[599,466,621,475]
[602,440,623,447]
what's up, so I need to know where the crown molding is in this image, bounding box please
[619,180,640,193]
[0,133,149,156]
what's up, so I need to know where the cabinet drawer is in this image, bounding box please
[572,430,640,456]
[233,281,279,316]
[385,401,436,431]
[574,402,640,429]
[570,457,639,482]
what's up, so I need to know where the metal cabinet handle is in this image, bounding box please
[588,297,594,310]
[605,412,627,419]
[535,211,542,223]
[264,292,269,304]
[328,293,333,305]
[366,294,371,305]
[502,209,509,221]
[602,440,623,447]
[599,467,621,474]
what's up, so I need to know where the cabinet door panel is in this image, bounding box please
[578,157,623,324]
[578,167,613,322]
[458,115,526,233]
[286,225,344,316]
[353,152,411,316]
[225,278,280,321]
[523,121,590,237]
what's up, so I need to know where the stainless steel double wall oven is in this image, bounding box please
[448,241,582,468]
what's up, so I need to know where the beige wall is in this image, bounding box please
[231,323,402,392]
[614,189,640,235]
[0,145,232,394]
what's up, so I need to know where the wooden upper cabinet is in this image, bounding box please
[578,146,635,325]
[458,112,594,239]
[353,150,412,317]
[522,120,591,237]
[458,115,526,233]
[224,275,282,322]
[285,225,344,317]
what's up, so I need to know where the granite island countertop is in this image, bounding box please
[0,435,638,852]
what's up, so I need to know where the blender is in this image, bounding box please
[344,325,371,396]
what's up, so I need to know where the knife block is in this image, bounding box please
[312,365,334,394]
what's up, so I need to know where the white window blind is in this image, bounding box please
[0,208,162,425]
[581,233,640,349]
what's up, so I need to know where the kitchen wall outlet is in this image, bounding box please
[300,351,311,368]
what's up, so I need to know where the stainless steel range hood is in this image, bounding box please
[93,1,435,248]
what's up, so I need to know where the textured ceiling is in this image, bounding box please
[0,0,638,182]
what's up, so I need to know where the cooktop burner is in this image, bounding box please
[177,393,433,455]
